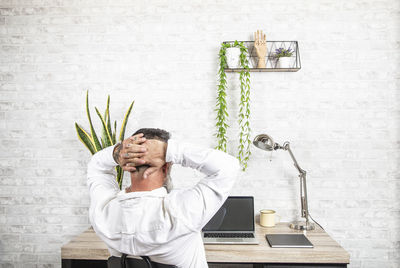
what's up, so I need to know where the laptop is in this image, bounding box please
[202,196,259,244]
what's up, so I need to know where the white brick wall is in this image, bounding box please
[0,0,399,267]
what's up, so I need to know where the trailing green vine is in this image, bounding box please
[238,43,251,170]
[216,42,231,152]
[216,41,251,170]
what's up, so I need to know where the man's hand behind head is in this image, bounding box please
[141,139,167,179]
[114,133,147,172]
[114,133,168,178]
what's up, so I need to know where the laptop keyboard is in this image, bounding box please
[204,233,254,238]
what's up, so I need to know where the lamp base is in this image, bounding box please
[290,221,315,230]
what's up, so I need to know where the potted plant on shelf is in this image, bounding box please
[75,91,134,189]
[275,47,294,68]
[225,45,241,68]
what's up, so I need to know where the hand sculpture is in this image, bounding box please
[254,30,267,68]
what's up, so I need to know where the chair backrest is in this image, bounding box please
[108,254,177,268]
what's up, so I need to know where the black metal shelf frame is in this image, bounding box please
[223,41,301,72]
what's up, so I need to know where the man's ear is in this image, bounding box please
[162,163,171,174]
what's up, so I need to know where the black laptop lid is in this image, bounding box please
[202,196,254,232]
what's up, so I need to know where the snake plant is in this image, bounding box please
[75,91,134,189]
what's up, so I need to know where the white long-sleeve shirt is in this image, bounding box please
[87,139,240,268]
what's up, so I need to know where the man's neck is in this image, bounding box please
[126,178,163,193]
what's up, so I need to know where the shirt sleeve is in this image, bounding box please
[87,145,120,217]
[165,139,240,232]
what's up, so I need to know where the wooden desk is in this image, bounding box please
[62,223,350,267]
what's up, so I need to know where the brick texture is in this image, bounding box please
[0,0,399,267]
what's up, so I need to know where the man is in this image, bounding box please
[87,128,239,267]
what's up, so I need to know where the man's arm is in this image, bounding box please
[87,145,120,198]
[164,140,240,232]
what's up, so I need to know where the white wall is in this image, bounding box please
[0,0,399,267]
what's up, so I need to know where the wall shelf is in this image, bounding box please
[223,41,301,72]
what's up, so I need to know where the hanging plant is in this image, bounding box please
[216,42,230,152]
[237,43,251,169]
[75,91,134,189]
[216,41,251,170]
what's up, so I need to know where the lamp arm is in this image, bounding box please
[282,142,306,175]
[282,142,310,223]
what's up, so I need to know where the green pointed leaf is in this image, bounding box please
[95,107,112,147]
[101,95,111,147]
[86,91,102,152]
[112,120,117,144]
[100,136,106,148]
[116,166,123,190]
[119,101,134,141]
[103,95,109,121]
[106,95,113,143]
[75,123,96,155]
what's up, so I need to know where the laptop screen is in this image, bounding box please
[202,196,254,232]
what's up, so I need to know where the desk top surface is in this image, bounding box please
[61,222,350,264]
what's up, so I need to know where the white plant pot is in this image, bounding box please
[225,47,241,68]
[277,57,294,68]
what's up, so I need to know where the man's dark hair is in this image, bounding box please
[132,128,170,142]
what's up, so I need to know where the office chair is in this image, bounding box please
[108,253,177,268]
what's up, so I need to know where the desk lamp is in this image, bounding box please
[253,134,315,230]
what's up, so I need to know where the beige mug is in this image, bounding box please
[260,209,281,227]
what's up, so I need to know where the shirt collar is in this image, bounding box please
[117,186,168,200]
